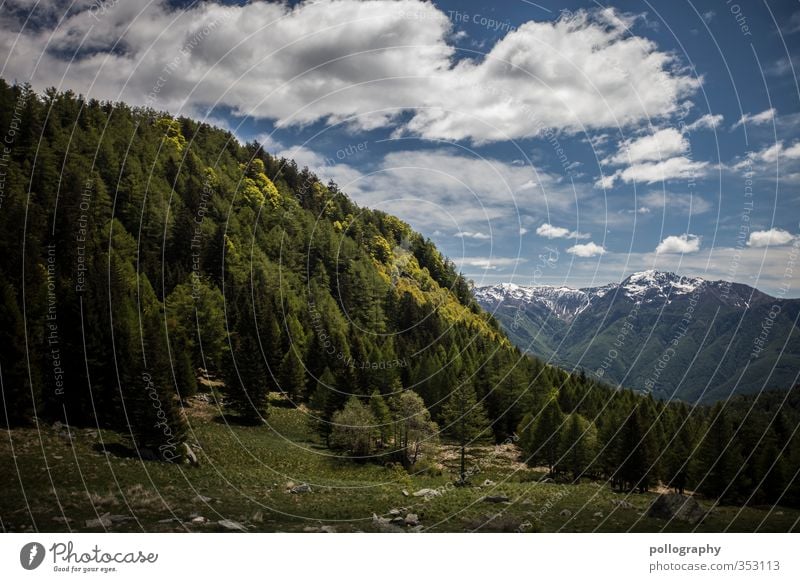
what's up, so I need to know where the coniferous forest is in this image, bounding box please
[1,81,800,533]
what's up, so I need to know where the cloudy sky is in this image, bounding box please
[2,0,799,295]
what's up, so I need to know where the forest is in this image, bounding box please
[1,80,798,512]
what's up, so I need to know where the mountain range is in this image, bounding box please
[475,270,800,403]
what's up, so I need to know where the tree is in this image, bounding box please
[520,390,564,475]
[369,390,392,448]
[389,390,438,468]
[330,396,377,458]
[278,349,307,400]
[558,413,597,480]
[441,377,490,483]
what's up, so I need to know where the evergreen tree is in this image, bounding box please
[441,377,490,483]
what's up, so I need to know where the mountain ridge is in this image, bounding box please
[475,270,800,402]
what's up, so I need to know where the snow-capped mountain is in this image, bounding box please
[475,271,799,403]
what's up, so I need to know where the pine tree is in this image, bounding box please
[441,377,490,483]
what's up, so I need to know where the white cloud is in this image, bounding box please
[747,228,796,248]
[733,108,776,129]
[600,127,709,186]
[566,242,607,257]
[455,256,525,271]
[655,233,701,254]
[519,227,529,235]
[685,113,723,131]
[613,156,708,184]
[638,191,712,215]
[606,128,688,165]
[536,222,590,239]
[455,231,491,240]
[0,1,700,142]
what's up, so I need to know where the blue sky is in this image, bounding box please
[2,0,799,295]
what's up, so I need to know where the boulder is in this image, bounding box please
[85,513,112,528]
[404,513,419,526]
[482,479,496,487]
[388,508,402,516]
[647,494,705,524]
[191,516,207,524]
[612,499,634,509]
[291,483,312,494]
[320,525,337,533]
[412,488,441,498]
[182,443,199,467]
[559,509,572,517]
[483,495,510,503]
[218,519,247,532]
[390,517,405,525]
[193,494,213,503]
[401,489,410,497]
[372,513,390,526]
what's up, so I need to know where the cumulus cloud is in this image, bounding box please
[599,127,708,186]
[655,233,701,254]
[605,128,688,165]
[536,223,590,239]
[733,108,776,129]
[566,242,607,257]
[638,191,712,215]
[0,1,700,142]
[747,228,796,248]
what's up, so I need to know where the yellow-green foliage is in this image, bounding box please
[239,159,280,208]
[155,116,186,153]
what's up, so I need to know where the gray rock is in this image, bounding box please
[191,516,207,524]
[612,499,634,509]
[401,489,409,497]
[320,525,337,533]
[372,513,390,526]
[482,479,496,487]
[52,516,73,524]
[303,526,321,532]
[647,494,705,524]
[483,495,510,503]
[108,514,133,523]
[593,511,603,518]
[412,488,441,498]
[194,494,213,503]
[388,508,402,516]
[409,525,424,533]
[85,513,112,528]
[559,509,572,517]
[404,513,419,526]
[182,443,199,467]
[291,483,312,494]
[218,519,247,532]
[390,517,405,525]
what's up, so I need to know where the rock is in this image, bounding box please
[251,511,263,523]
[303,526,321,533]
[194,494,213,503]
[612,499,634,509]
[647,494,705,524]
[412,488,441,498]
[483,495,510,503]
[52,421,63,431]
[390,517,405,525]
[182,443,199,467]
[320,525,337,533]
[559,509,572,517]
[372,513,390,526]
[409,525,424,533]
[388,508,402,516]
[52,516,73,524]
[482,479,496,487]
[108,514,132,523]
[52,455,63,460]
[401,489,409,497]
[218,519,247,532]
[291,483,312,494]
[157,517,181,524]
[191,516,207,524]
[593,511,603,518]
[404,513,419,526]
[85,513,112,528]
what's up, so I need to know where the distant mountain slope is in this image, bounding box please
[476,271,800,403]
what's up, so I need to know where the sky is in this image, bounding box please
[1,0,799,296]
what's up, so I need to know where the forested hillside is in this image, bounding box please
[1,82,798,511]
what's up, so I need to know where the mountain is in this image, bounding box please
[476,270,800,403]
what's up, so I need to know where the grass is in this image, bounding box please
[2,397,798,533]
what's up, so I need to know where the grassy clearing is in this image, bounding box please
[2,398,797,533]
